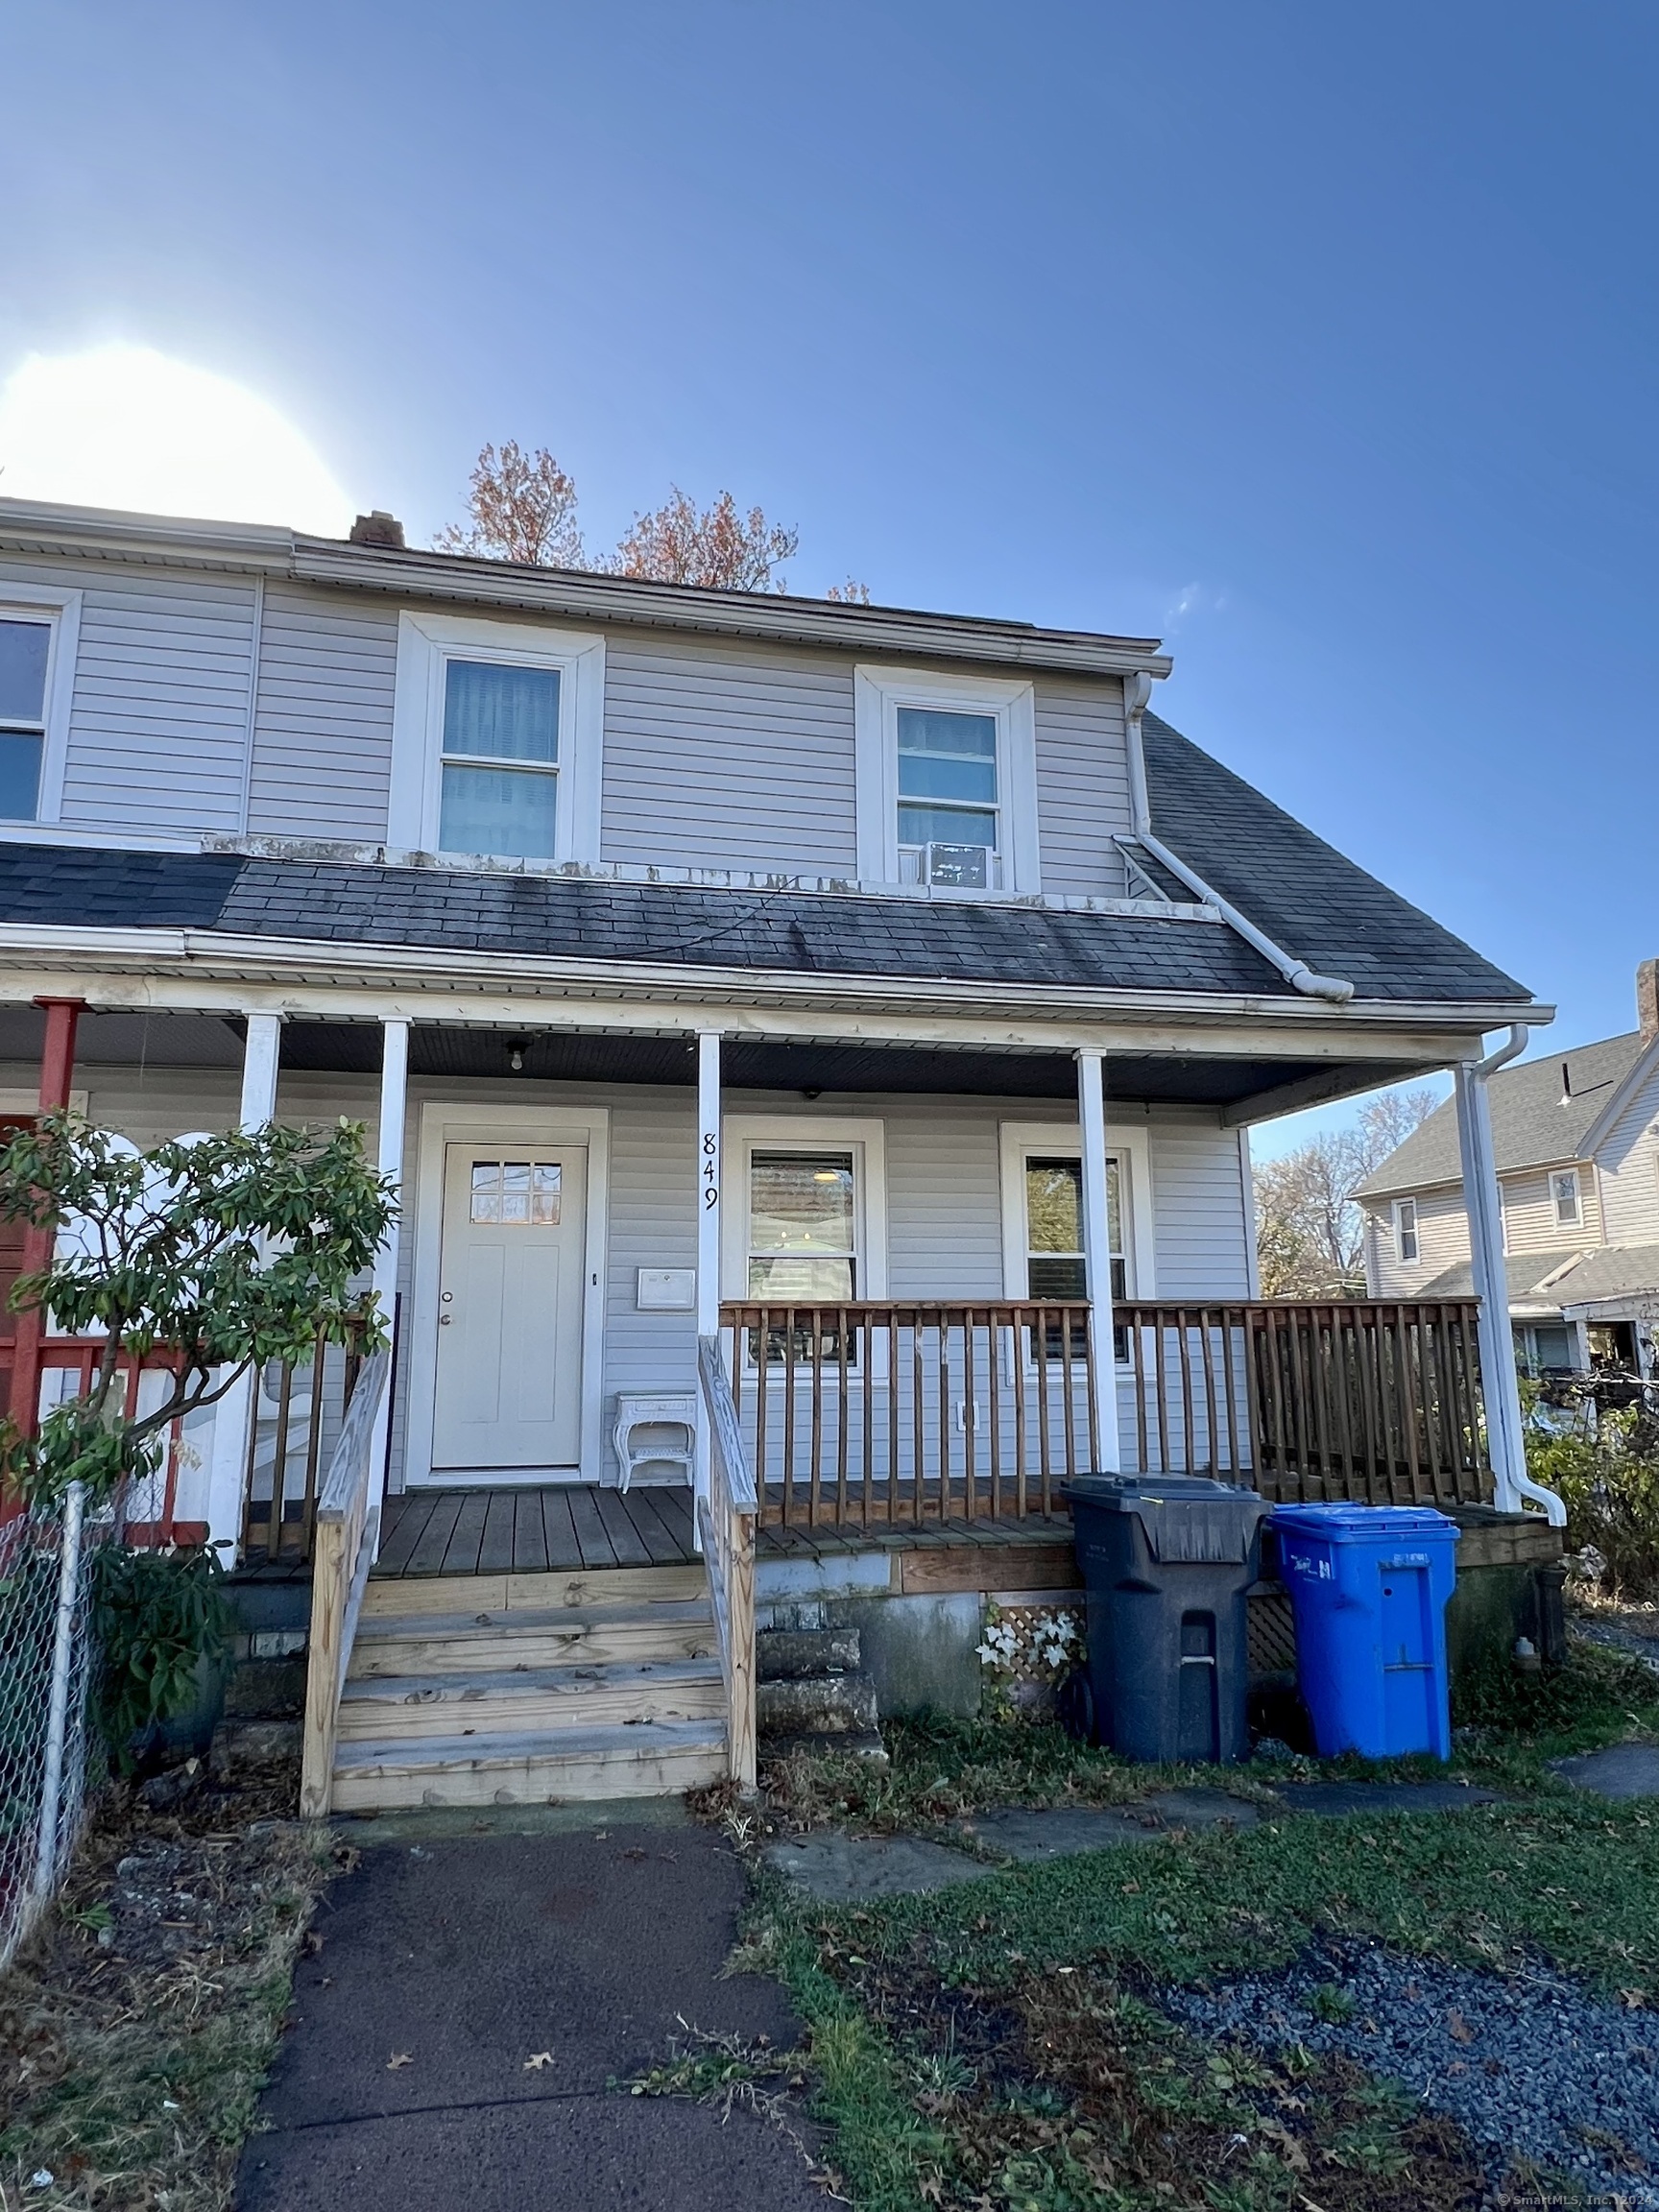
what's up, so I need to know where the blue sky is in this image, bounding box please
[3,2,1653,1160]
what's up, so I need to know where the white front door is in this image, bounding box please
[431,1142,588,1474]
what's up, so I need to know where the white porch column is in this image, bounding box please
[1455,1044,1564,1525]
[205,1014,284,1557]
[1075,1048,1122,1473]
[367,1018,410,1551]
[693,1030,723,1535]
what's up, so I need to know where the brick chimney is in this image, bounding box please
[1640,958,1659,1043]
[348,510,405,549]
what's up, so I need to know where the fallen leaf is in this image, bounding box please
[1447,2008,1474,2044]
[523,2052,554,2071]
[1120,1880,1141,1894]
[387,2053,413,2070]
[621,1847,648,1863]
[301,1931,325,1956]
[1621,1989,1647,2009]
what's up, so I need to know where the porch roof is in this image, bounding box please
[0,703,1528,1012]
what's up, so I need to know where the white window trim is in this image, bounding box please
[998,1120,1155,1359]
[389,609,604,866]
[402,1101,610,1486]
[719,1114,889,1307]
[0,583,82,828]
[1551,1168,1582,1229]
[1393,1195,1419,1265]
[854,663,1040,894]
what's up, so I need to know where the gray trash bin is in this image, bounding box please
[1063,1475,1270,1764]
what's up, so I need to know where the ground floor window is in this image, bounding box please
[722,1116,888,1364]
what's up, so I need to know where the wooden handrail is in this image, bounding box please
[698,1334,757,1788]
[299,1347,391,1819]
[716,1295,1493,1524]
[718,1300,1097,1527]
[241,1315,372,1566]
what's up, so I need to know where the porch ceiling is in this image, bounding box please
[0,1005,1439,1116]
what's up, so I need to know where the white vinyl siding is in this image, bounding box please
[1500,1165,1601,1253]
[9,1057,1258,1485]
[248,586,399,841]
[602,634,858,876]
[1033,676,1135,899]
[0,558,255,836]
[1590,1052,1659,1248]
[1364,1185,1471,1294]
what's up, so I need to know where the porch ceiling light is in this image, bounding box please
[505,1034,531,1072]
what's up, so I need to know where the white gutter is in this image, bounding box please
[1455,1022,1567,1526]
[1119,673,1356,1005]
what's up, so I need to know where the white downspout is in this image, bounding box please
[1119,673,1356,1005]
[1455,1022,1566,1525]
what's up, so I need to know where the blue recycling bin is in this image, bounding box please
[1270,1504,1460,1760]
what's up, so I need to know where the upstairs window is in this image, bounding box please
[439,660,561,859]
[854,666,1040,895]
[0,590,78,828]
[1394,1196,1419,1264]
[896,708,999,890]
[390,611,604,866]
[1551,1169,1581,1229]
[0,617,51,820]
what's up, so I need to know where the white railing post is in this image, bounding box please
[205,1013,283,1558]
[367,1018,409,1558]
[694,1030,723,1543]
[34,1480,84,1898]
[1455,1051,1565,1524]
[1075,1048,1121,1473]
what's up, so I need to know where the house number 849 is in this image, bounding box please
[702,1132,718,1210]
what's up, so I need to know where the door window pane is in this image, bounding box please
[748,1151,855,1300]
[469,1159,561,1225]
[440,762,558,858]
[443,661,559,763]
[0,620,49,728]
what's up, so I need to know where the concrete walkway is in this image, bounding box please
[238,1807,824,2212]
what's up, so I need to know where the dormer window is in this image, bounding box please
[0,588,79,826]
[896,708,999,889]
[390,610,604,866]
[1551,1169,1581,1229]
[854,666,1040,895]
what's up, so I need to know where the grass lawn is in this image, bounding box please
[710,1643,1659,2211]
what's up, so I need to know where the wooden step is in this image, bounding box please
[331,1719,728,1811]
[349,1599,718,1676]
[337,1658,726,1741]
[360,1564,707,1620]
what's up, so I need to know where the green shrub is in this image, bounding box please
[1525,1393,1659,1598]
[91,1544,237,1765]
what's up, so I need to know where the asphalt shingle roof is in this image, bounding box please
[1142,715,1528,1005]
[1418,1242,1659,1312]
[1358,1031,1652,1199]
[0,714,1535,1007]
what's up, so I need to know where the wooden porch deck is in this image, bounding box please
[373,1482,1077,1578]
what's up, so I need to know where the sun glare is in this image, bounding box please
[0,346,354,534]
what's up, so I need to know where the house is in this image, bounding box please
[0,493,1563,1811]
[1358,965,1659,1382]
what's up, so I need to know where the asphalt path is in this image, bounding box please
[237,1811,825,2212]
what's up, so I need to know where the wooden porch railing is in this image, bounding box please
[241,1318,371,1564]
[299,1347,391,1819]
[719,1296,1493,1527]
[718,1301,1100,1527]
[35,1340,190,1547]
[697,1334,757,1788]
[1120,1300,1491,1506]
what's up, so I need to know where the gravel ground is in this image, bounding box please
[1571,1615,1659,1675]
[1158,1938,1659,2200]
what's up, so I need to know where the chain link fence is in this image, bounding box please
[0,1486,99,1971]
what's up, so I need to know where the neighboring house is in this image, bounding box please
[1358,967,1659,1382]
[0,494,1560,1810]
